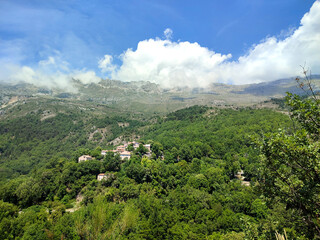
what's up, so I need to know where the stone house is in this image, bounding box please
[78,155,93,163]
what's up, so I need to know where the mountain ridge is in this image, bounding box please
[1,75,319,115]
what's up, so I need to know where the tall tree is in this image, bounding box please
[259,74,320,238]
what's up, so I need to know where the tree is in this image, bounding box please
[103,152,121,172]
[259,72,320,238]
[125,163,146,183]
[90,146,103,160]
[15,177,43,207]
[0,200,18,221]
[136,144,148,157]
[151,142,163,159]
[126,143,134,152]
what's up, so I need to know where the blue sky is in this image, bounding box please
[0,0,319,88]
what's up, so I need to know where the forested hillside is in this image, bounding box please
[0,87,319,239]
[0,97,147,180]
[0,96,312,239]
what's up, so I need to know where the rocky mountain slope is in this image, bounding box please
[1,75,319,116]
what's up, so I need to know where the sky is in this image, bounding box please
[0,0,319,89]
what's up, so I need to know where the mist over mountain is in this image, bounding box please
[1,75,319,117]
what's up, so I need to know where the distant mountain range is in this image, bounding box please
[1,75,319,115]
[231,75,320,96]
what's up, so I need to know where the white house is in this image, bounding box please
[97,173,115,181]
[120,151,131,160]
[97,173,107,181]
[98,173,112,181]
[78,155,93,163]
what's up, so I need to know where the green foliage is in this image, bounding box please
[136,143,148,157]
[166,105,209,121]
[103,152,121,172]
[259,92,320,238]
[1,103,311,239]
[151,141,163,159]
[286,92,320,137]
[127,143,135,151]
[0,106,145,180]
[0,200,18,221]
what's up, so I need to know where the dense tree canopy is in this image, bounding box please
[0,99,318,239]
[260,92,320,238]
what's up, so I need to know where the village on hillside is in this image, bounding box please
[77,141,152,181]
[76,140,251,186]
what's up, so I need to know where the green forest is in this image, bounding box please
[0,92,319,239]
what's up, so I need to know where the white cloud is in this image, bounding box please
[0,55,101,90]
[39,56,56,66]
[98,54,116,74]
[164,28,173,40]
[72,70,101,84]
[104,0,320,87]
[221,0,320,84]
[110,39,231,88]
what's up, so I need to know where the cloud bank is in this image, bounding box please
[101,0,320,88]
[0,53,101,91]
